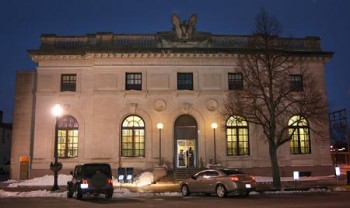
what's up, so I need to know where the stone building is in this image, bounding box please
[10,15,333,180]
[0,111,12,178]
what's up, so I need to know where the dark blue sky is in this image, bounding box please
[0,0,349,124]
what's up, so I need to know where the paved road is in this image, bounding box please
[1,191,350,208]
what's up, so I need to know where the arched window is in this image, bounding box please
[289,116,311,154]
[57,115,79,158]
[226,116,249,156]
[121,115,145,157]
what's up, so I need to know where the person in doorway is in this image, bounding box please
[187,147,194,167]
[178,149,185,167]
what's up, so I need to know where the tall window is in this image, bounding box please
[61,74,76,92]
[228,73,243,90]
[289,115,311,154]
[126,73,142,90]
[57,115,79,158]
[289,74,303,92]
[121,115,145,157]
[177,73,193,90]
[226,116,249,156]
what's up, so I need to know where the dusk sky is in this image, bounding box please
[0,0,349,124]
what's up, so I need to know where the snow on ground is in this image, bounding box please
[0,189,67,198]
[0,172,343,198]
[0,188,180,198]
[8,174,73,187]
[0,172,176,198]
[254,175,335,183]
[5,171,154,188]
[113,171,154,187]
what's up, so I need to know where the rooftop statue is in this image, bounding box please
[172,13,197,40]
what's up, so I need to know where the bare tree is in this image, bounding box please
[224,9,328,188]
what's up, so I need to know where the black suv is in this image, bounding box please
[67,163,114,199]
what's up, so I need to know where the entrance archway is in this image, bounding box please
[174,115,198,168]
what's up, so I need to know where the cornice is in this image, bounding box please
[30,51,333,66]
[30,52,240,62]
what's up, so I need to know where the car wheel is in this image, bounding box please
[76,186,83,200]
[181,185,190,196]
[216,184,227,198]
[105,191,113,199]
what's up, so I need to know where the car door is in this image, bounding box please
[199,170,220,193]
[189,171,206,193]
[191,170,218,193]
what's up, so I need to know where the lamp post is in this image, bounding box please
[157,123,164,166]
[211,123,218,164]
[51,104,62,191]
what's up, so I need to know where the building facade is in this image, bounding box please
[0,111,12,179]
[11,17,333,180]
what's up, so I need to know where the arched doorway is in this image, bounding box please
[174,115,198,168]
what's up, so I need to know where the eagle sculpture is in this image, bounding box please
[171,13,197,40]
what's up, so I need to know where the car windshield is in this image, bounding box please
[82,164,111,178]
[221,169,244,175]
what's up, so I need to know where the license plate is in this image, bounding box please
[245,184,251,188]
[80,184,88,189]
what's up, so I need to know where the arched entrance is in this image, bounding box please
[174,115,198,168]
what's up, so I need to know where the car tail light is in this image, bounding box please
[230,176,239,181]
[80,179,89,189]
[108,179,113,185]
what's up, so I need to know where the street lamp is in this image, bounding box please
[51,104,62,191]
[211,123,218,164]
[157,123,164,166]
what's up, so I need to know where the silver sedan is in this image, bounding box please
[180,169,256,198]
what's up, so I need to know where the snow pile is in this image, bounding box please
[0,189,66,198]
[2,180,17,184]
[255,175,334,183]
[133,172,154,187]
[6,172,154,188]
[0,172,156,198]
[332,186,346,192]
[250,187,330,195]
[6,172,154,189]
[113,172,154,187]
[8,174,72,187]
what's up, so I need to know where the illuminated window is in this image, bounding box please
[226,116,249,156]
[61,74,76,92]
[126,73,142,90]
[289,116,311,154]
[228,73,243,90]
[57,115,79,158]
[121,115,145,157]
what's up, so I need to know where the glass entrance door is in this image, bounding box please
[174,115,198,169]
[176,139,196,168]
